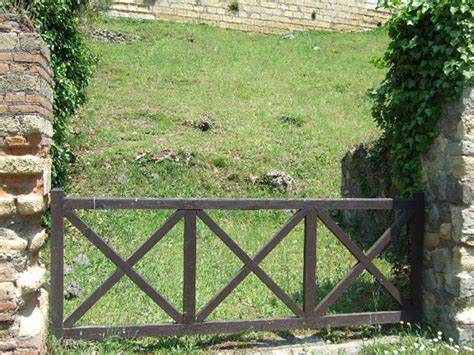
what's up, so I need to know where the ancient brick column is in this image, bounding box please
[422,86,474,341]
[0,15,52,352]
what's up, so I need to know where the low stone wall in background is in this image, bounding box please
[0,15,52,352]
[109,0,391,34]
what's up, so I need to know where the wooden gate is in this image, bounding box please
[50,188,424,340]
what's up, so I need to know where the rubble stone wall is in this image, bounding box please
[0,15,52,353]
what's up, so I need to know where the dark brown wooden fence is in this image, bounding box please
[50,188,424,340]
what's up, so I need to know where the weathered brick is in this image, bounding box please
[4,93,25,103]
[0,53,13,61]
[0,64,8,73]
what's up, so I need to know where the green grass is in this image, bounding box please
[49,16,397,352]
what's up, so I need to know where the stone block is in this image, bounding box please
[0,265,16,282]
[454,246,474,272]
[28,229,47,253]
[0,115,53,137]
[440,223,453,240]
[447,180,472,205]
[0,156,51,175]
[0,196,15,217]
[17,289,47,352]
[16,265,45,296]
[0,33,17,51]
[423,268,437,291]
[18,33,44,54]
[450,156,474,179]
[425,232,440,249]
[0,228,27,254]
[16,195,46,215]
[432,247,451,273]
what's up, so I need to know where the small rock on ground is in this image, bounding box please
[265,170,295,192]
[91,29,140,44]
[64,281,82,300]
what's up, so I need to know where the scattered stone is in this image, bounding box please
[182,149,193,166]
[283,33,296,40]
[91,29,140,44]
[184,112,214,131]
[152,150,179,163]
[64,281,81,300]
[313,46,321,51]
[265,170,295,192]
[74,127,81,135]
[72,254,90,268]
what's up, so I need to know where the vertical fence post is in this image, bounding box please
[410,192,425,322]
[304,209,317,318]
[50,188,65,337]
[183,210,197,323]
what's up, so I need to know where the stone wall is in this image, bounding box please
[0,15,52,353]
[421,87,474,341]
[340,87,474,341]
[109,0,391,34]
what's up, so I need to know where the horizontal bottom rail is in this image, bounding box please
[63,311,411,340]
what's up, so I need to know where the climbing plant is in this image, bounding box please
[372,0,473,195]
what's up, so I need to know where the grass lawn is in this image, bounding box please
[49,16,397,352]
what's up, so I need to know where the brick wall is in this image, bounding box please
[0,15,52,353]
[109,0,391,33]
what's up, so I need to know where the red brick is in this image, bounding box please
[12,54,40,64]
[9,146,33,155]
[2,176,26,184]
[0,302,16,312]
[8,105,38,114]
[26,135,43,145]
[5,93,25,103]
[9,64,27,72]
[0,53,13,61]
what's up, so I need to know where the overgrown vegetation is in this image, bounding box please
[51,16,394,351]
[371,0,473,195]
[1,0,100,187]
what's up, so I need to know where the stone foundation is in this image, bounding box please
[109,0,391,34]
[0,15,52,353]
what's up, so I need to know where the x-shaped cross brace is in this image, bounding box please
[64,210,185,327]
[314,210,415,316]
[196,210,306,321]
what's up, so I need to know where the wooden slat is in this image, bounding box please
[196,210,306,322]
[410,192,425,322]
[64,197,417,211]
[314,210,415,316]
[65,210,183,323]
[64,210,184,327]
[50,189,64,338]
[63,311,410,340]
[303,209,317,318]
[318,210,403,306]
[183,210,197,323]
[197,211,304,318]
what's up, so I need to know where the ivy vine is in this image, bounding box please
[372,0,473,196]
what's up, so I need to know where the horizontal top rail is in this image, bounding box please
[59,194,419,211]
